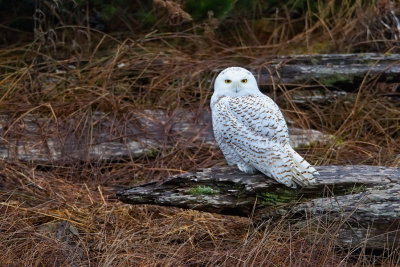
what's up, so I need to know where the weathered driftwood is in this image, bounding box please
[0,110,328,163]
[117,165,400,250]
[250,53,400,87]
[290,89,354,105]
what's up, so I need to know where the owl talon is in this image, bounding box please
[237,164,257,174]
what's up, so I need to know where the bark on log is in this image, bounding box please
[117,165,400,250]
[0,110,328,164]
[249,53,400,88]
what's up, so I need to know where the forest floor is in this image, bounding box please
[1,2,400,265]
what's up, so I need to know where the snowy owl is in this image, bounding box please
[211,67,318,188]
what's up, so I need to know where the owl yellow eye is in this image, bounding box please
[225,79,231,84]
[241,79,247,83]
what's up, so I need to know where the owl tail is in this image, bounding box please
[288,147,319,187]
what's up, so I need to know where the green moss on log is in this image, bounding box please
[343,184,368,194]
[189,186,220,195]
[320,74,355,86]
[257,189,302,206]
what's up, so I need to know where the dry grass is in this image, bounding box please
[0,0,400,265]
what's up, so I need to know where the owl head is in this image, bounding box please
[213,67,260,97]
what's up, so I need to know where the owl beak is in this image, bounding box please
[233,81,241,94]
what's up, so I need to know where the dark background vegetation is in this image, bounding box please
[0,0,399,265]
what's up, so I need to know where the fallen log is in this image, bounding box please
[250,53,400,88]
[117,165,400,250]
[0,110,328,163]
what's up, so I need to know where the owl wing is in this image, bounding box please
[212,95,317,188]
[227,94,290,145]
